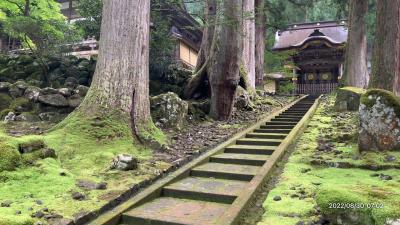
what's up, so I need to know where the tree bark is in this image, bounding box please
[241,0,256,90]
[78,0,152,137]
[369,0,400,95]
[254,0,265,87]
[209,0,242,120]
[184,0,216,99]
[343,0,369,88]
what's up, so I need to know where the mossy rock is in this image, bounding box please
[359,89,400,151]
[18,139,45,153]
[0,93,12,111]
[9,97,32,113]
[334,87,366,112]
[360,89,400,116]
[316,187,375,225]
[0,144,21,171]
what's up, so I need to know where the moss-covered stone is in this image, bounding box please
[0,143,21,171]
[359,89,400,151]
[334,86,366,111]
[9,97,32,113]
[18,139,45,154]
[360,89,400,116]
[0,94,12,112]
[150,92,188,130]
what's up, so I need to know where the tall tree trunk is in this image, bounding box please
[254,0,265,87]
[78,0,152,137]
[209,0,242,120]
[184,0,216,99]
[241,0,256,90]
[343,0,369,88]
[369,0,400,95]
[24,0,30,16]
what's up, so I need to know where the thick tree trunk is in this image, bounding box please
[184,0,216,99]
[343,0,369,88]
[369,0,400,95]
[254,0,265,87]
[209,0,242,120]
[78,0,152,136]
[241,0,256,90]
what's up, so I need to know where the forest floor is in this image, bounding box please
[0,95,296,225]
[249,94,400,225]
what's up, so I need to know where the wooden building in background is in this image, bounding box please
[273,21,348,95]
[59,0,202,68]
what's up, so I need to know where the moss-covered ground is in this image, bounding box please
[0,112,170,225]
[258,94,400,225]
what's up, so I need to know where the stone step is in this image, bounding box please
[275,116,303,119]
[236,138,281,146]
[162,177,247,204]
[210,153,269,166]
[224,145,276,155]
[246,133,287,139]
[191,162,260,181]
[260,124,295,129]
[265,121,298,125]
[284,109,308,112]
[253,128,292,133]
[122,197,229,225]
[271,118,301,122]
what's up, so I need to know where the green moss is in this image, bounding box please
[0,109,11,119]
[0,94,12,111]
[0,109,171,224]
[9,97,32,112]
[360,89,400,116]
[340,86,366,95]
[0,143,21,171]
[258,94,400,225]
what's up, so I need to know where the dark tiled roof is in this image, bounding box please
[273,21,348,50]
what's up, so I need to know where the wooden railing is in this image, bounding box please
[295,83,338,95]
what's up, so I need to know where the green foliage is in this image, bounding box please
[278,81,295,94]
[0,0,80,54]
[0,94,12,111]
[75,0,103,39]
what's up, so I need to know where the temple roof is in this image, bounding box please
[273,21,348,50]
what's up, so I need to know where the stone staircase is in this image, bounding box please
[115,96,318,225]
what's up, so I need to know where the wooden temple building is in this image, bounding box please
[58,1,202,68]
[273,21,348,95]
[1,1,202,69]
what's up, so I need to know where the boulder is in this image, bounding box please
[58,88,73,97]
[334,87,366,111]
[38,112,64,122]
[188,100,210,118]
[0,82,11,92]
[68,94,82,108]
[9,83,25,98]
[150,92,188,130]
[10,97,32,112]
[358,89,400,151]
[38,94,69,107]
[18,139,45,153]
[4,111,16,123]
[15,112,40,122]
[110,154,138,171]
[75,85,89,97]
[24,86,41,101]
[235,86,254,111]
[40,87,59,95]
[64,77,79,89]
